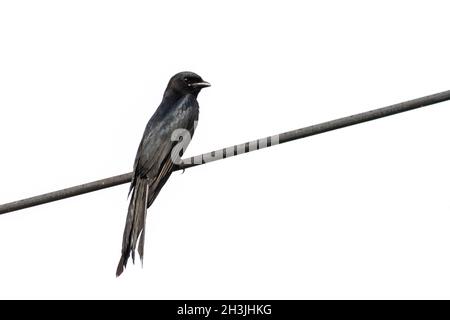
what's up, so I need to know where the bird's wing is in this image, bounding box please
[133,96,198,182]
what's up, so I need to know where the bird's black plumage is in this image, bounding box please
[116,71,210,276]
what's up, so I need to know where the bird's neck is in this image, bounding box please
[163,88,198,100]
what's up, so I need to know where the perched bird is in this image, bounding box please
[116,71,210,276]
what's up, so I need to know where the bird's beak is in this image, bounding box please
[189,81,211,89]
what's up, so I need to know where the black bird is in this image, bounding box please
[116,71,210,276]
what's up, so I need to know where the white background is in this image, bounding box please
[0,1,449,299]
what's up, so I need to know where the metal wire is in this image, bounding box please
[1,89,449,215]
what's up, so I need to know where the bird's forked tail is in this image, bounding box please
[116,176,149,277]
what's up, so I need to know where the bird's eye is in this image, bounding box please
[184,77,189,83]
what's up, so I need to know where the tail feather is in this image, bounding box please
[116,177,149,277]
[116,156,174,277]
[137,183,150,263]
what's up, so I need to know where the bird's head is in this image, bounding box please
[165,71,210,97]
